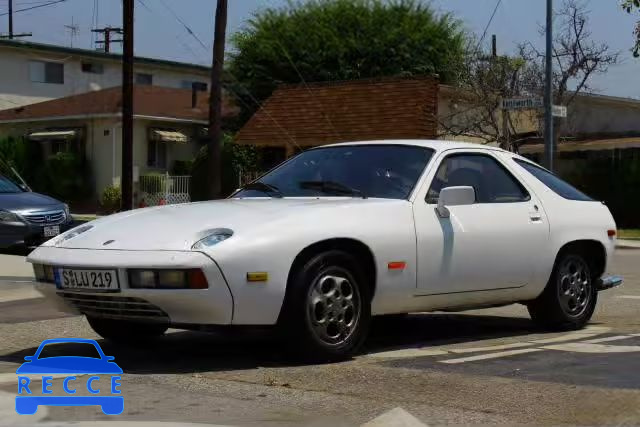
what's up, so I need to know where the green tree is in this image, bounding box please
[228,0,466,116]
[622,0,640,57]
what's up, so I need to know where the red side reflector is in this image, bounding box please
[188,269,209,289]
[388,261,406,270]
[607,229,616,237]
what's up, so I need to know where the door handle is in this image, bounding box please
[529,213,542,222]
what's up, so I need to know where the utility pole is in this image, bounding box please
[64,17,79,48]
[544,0,554,171]
[208,0,228,199]
[121,0,134,210]
[8,0,12,39]
[1,0,32,40]
[494,35,510,151]
[92,26,123,53]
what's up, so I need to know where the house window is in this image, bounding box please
[29,61,64,84]
[81,61,104,74]
[147,140,167,168]
[136,73,153,85]
[181,80,207,91]
[50,140,69,154]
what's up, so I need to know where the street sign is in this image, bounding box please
[552,105,567,117]
[501,98,543,110]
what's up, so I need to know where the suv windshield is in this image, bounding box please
[0,176,22,194]
[234,145,434,200]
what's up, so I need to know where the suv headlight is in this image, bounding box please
[192,228,233,250]
[53,224,93,246]
[0,210,19,222]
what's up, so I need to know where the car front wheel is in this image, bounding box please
[527,252,597,330]
[87,317,168,343]
[281,250,371,361]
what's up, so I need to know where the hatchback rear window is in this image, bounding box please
[514,158,593,201]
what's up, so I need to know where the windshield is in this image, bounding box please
[0,175,22,194]
[234,145,434,200]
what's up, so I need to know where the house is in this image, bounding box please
[0,39,210,110]
[0,85,237,204]
[235,76,440,166]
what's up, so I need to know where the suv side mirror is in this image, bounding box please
[436,186,476,218]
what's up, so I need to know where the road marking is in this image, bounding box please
[440,348,544,364]
[447,342,532,354]
[617,295,640,300]
[543,342,640,353]
[361,407,427,427]
[368,348,449,358]
[581,335,634,344]
[526,327,610,344]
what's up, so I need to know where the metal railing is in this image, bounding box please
[139,173,191,206]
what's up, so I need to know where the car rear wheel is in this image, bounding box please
[281,250,371,361]
[527,252,597,330]
[87,317,168,343]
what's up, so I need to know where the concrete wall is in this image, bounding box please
[0,45,209,110]
[565,95,640,136]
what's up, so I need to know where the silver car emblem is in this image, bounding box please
[44,215,52,223]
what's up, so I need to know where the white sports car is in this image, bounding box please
[27,140,622,359]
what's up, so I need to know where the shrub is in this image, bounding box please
[190,134,261,201]
[171,160,193,176]
[101,185,121,213]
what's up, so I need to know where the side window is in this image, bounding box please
[426,153,529,204]
[514,158,593,201]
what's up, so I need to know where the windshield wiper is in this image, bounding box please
[299,180,366,198]
[240,181,283,198]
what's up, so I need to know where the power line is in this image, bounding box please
[0,0,66,17]
[158,0,207,51]
[477,0,502,51]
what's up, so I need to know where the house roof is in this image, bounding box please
[0,86,237,124]
[235,76,439,148]
[0,39,209,74]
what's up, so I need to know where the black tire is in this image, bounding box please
[527,252,597,330]
[87,317,168,343]
[280,250,371,361]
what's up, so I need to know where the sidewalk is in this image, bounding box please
[0,254,39,303]
[616,239,640,249]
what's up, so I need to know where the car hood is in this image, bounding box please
[0,191,62,211]
[49,198,406,251]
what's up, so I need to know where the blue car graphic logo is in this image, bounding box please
[15,338,123,415]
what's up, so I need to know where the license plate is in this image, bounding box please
[55,268,119,291]
[43,226,60,238]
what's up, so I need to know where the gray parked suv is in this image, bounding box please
[0,175,73,249]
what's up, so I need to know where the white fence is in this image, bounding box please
[139,173,191,206]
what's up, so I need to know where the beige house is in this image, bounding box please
[0,85,236,203]
[0,39,210,110]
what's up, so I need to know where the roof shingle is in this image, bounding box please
[0,86,237,123]
[235,76,439,148]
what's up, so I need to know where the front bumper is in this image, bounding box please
[596,275,623,291]
[0,220,73,249]
[27,246,234,325]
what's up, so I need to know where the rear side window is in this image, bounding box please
[514,159,593,201]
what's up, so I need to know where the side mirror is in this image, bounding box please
[436,186,476,218]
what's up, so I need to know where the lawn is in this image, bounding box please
[618,229,640,240]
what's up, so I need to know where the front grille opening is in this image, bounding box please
[58,292,169,322]
[24,210,66,225]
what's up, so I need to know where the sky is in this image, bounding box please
[1,0,638,98]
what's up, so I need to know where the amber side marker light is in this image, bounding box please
[247,272,269,282]
[388,261,406,270]
[607,229,617,237]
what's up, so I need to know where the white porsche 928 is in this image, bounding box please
[27,140,622,359]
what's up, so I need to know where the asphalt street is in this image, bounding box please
[1,249,640,426]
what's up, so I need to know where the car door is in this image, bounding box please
[413,149,549,294]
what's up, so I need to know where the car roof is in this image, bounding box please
[323,139,508,153]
